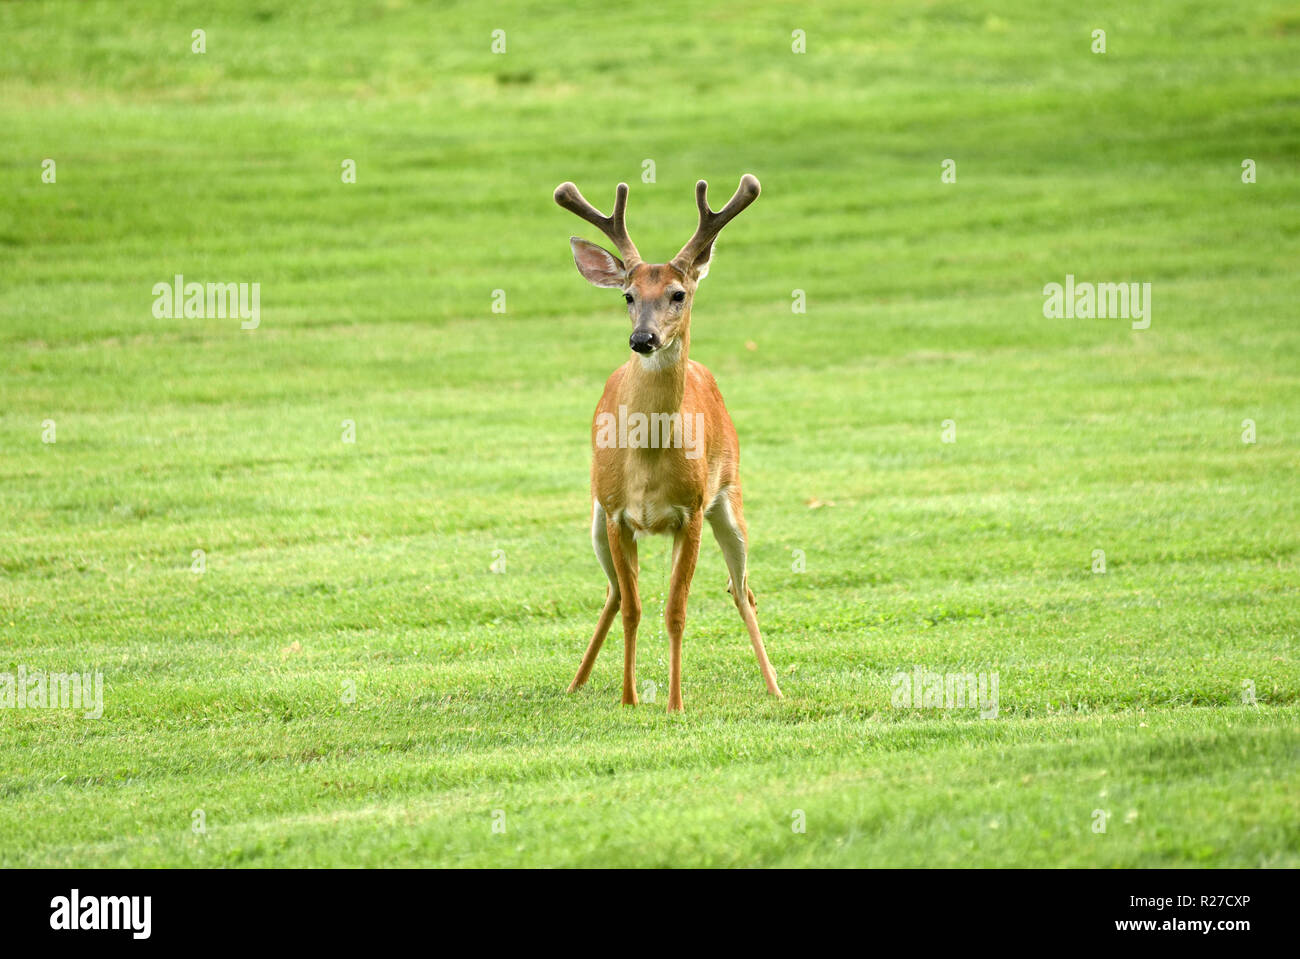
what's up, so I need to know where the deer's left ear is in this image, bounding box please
[690,253,711,283]
[570,237,626,288]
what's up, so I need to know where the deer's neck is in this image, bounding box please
[623,329,689,413]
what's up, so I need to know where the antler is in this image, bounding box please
[670,174,760,272]
[553,180,642,268]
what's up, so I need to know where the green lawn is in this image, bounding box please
[0,0,1297,866]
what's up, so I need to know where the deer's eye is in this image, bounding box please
[671,290,686,303]
[624,293,634,304]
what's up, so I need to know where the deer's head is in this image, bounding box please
[555,175,760,359]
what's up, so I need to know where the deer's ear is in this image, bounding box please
[570,237,626,288]
[686,242,714,284]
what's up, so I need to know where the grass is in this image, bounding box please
[0,0,1297,866]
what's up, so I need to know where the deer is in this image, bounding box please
[554,174,783,712]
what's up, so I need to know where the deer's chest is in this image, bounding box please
[611,454,696,539]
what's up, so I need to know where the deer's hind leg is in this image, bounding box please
[706,488,783,698]
[568,501,620,693]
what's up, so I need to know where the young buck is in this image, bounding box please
[554,174,783,712]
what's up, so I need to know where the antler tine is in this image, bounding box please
[671,174,761,271]
[553,181,642,267]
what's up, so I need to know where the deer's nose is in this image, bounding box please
[630,330,658,354]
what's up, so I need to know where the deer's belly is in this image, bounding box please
[616,495,692,539]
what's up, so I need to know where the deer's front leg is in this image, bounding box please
[606,517,640,705]
[665,509,704,713]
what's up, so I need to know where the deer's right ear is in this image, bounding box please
[570,237,626,288]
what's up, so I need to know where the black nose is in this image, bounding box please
[630,330,658,354]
